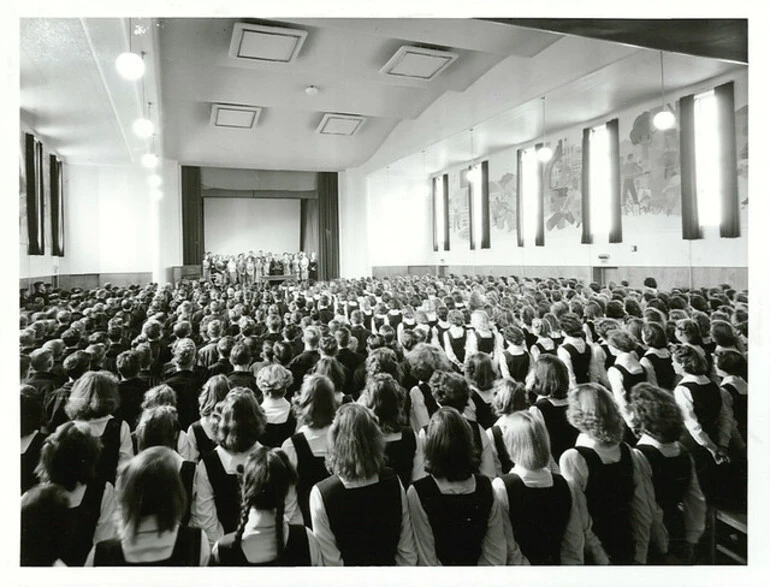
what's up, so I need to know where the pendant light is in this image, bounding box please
[116,18,145,80]
[653,51,676,130]
[537,97,553,162]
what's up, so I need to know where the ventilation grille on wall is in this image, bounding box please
[316,113,366,136]
[228,22,308,63]
[380,45,458,81]
[210,104,262,129]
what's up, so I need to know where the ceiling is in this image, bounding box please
[19,17,747,174]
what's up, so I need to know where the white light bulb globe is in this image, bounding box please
[132,118,154,138]
[141,153,159,168]
[115,52,145,80]
[537,146,553,162]
[653,109,676,130]
[148,174,162,188]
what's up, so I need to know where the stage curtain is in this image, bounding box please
[317,172,340,280]
[581,127,592,244]
[607,118,623,243]
[535,144,544,247]
[25,134,41,255]
[715,81,740,238]
[49,154,64,256]
[442,174,450,250]
[301,198,319,257]
[36,140,45,254]
[181,166,204,265]
[679,94,702,239]
[516,149,524,247]
[432,177,438,252]
[481,160,491,249]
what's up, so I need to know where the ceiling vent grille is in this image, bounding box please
[380,45,458,81]
[316,113,366,136]
[210,104,262,129]
[229,23,308,63]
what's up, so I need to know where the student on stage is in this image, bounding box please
[310,403,418,566]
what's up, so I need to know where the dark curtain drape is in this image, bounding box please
[607,118,622,244]
[581,127,592,244]
[468,167,475,250]
[36,140,45,254]
[535,144,544,247]
[49,154,63,256]
[25,134,41,255]
[300,198,319,256]
[481,160,490,249]
[679,94,702,239]
[442,174,450,251]
[57,159,65,256]
[432,177,438,252]
[181,166,204,265]
[715,82,740,238]
[317,172,339,280]
[516,149,524,247]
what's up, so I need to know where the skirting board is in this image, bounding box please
[20,272,153,291]
[371,266,747,291]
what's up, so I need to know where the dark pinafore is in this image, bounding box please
[21,431,47,494]
[418,382,440,419]
[412,474,494,565]
[385,427,417,488]
[93,526,203,566]
[191,420,217,457]
[490,425,514,474]
[503,351,530,383]
[721,382,747,442]
[610,364,648,445]
[501,472,572,565]
[476,333,496,355]
[202,450,241,534]
[535,399,579,461]
[643,350,676,391]
[61,478,107,567]
[95,418,122,485]
[447,330,467,365]
[470,390,496,430]
[561,342,591,384]
[261,412,298,448]
[291,433,331,528]
[535,341,557,357]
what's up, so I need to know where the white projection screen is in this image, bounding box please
[203,198,300,255]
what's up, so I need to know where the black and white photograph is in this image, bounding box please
[10,0,768,583]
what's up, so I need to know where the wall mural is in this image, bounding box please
[736,105,748,209]
[543,132,583,231]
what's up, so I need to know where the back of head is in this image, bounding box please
[716,349,746,378]
[319,335,338,358]
[365,347,400,381]
[229,342,252,367]
[567,383,624,444]
[429,370,470,412]
[63,350,91,380]
[117,447,186,540]
[313,357,346,391]
[424,407,477,482]
[217,336,235,359]
[239,446,297,515]
[326,403,385,482]
[216,389,266,453]
[36,421,103,490]
[295,374,337,429]
[136,405,180,451]
[531,354,569,400]
[503,411,551,470]
[198,374,231,417]
[21,385,43,436]
[493,378,528,416]
[116,350,140,379]
[21,483,70,566]
[65,370,119,420]
[142,384,178,411]
[559,313,584,338]
[628,383,683,443]
[360,373,404,433]
[463,352,496,391]
[606,329,637,354]
[173,338,197,368]
[29,348,53,373]
[256,364,293,399]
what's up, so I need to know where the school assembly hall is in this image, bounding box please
[18,11,756,573]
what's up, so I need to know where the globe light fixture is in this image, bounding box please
[115,51,145,80]
[141,153,159,168]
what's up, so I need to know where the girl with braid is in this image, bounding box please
[211,447,322,566]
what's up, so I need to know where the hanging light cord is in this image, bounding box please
[659,51,666,111]
[541,97,547,144]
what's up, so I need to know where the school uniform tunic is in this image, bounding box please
[607,355,648,439]
[21,430,47,494]
[467,386,496,431]
[310,469,417,566]
[185,417,217,462]
[59,479,118,566]
[640,348,676,390]
[529,397,580,462]
[77,415,134,485]
[501,346,530,383]
[408,382,440,433]
[280,426,332,528]
[720,375,747,443]
[407,474,506,565]
[88,522,209,566]
[260,396,297,448]
[557,337,593,388]
[384,428,417,489]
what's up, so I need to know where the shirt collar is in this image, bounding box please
[511,465,553,487]
[636,433,681,457]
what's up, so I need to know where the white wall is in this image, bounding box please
[203,197,300,256]
[338,169,369,278]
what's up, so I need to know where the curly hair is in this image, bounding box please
[605,329,637,353]
[530,354,569,400]
[136,405,180,451]
[406,343,450,382]
[359,373,405,434]
[566,383,624,444]
[216,388,266,453]
[326,403,385,482]
[429,370,470,412]
[142,384,178,411]
[65,370,120,420]
[293,374,337,429]
[256,364,293,399]
[464,352,496,392]
[628,383,683,443]
[35,421,102,491]
[198,375,231,417]
[493,378,529,416]
[313,357,346,391]
[365,347,401,380]
[672,344,708,376]
[641,321,668,349]
[424,407,478,481]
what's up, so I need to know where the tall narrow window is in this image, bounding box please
[589,124,611,241]
[520,148,540,245]
[434,176,446,251]
[694,89,721,227]
[468,164,482,250]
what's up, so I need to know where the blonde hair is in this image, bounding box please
[567,383,624,444]
[503,411,551,470]
[256,364,293,398]
[470,310,491,332]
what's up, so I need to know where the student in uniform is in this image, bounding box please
[193,389,271,546]
[464,352,498,430]
[528,355,580,462]
[640,322,676,391]
[405,342,452,432]
[487,378,530,475]
[21,385,47,494]
[21,483,71,566]
[359,373,417,489]
[499,325,530,384]
[442,309,469,370]
[185,375,230,462]
[65,370,134,485]
[628,383,706,564]
[492,411,592,565]
[529,318,557,363]
[672,345,732,506]
[310,403,418,566]
[211,447,322,566]
[280,374,337,527]
[556,313,595,389]
[34,421,118,566]
[559,383,655,565]
[716,349,748,445]
[87,447,210,566]
[313,356,353,406]
[605,330,649,443]
[407,407,507,565]
[590,318,622,388]
[257,364,297,448]
[227,343,261,398]
[466,310,503,370]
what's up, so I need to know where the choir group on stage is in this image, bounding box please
[20,273,748,566]
[202,251,318,286]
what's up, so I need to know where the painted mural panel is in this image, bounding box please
[543,130,583,232]
[487,149,518,249]
[448,167,470,246]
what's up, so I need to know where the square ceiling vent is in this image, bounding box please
[380,45,459,81]
[210,104,262,129]
[316,113,366,136]
[229,22,307,63]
